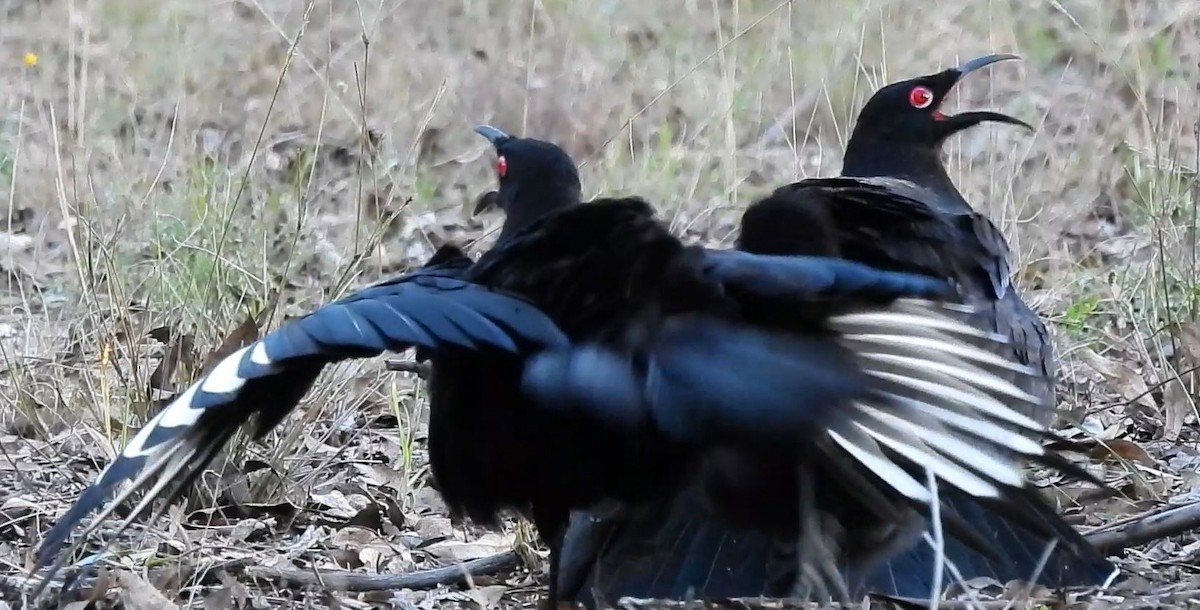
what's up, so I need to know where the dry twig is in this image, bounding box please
[1085,501,1200,552]
[384,359,431,378]
[243,550,519,591]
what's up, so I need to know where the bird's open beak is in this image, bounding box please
[935,53,1032,131]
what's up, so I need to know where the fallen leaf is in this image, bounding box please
[199,313,262,375]
[344,502,384,531]
[1161,377,1192,442]
[1080,348,1157,411]
[148,328,196,392]
[329,526,402,571]
[464,584,507,609]
[1165,322,1200,442]
[411,485,448,515]
[218,571,250,608]
[202,589,232,610]
[425,532,512,562]
[385,497,406,529]
[1,496,42,511]
[230,518,268,543]
[359,543,398,570]
[330,526,379,549]
[351,463,407,491]
[329,548,363,569]
[1089,439,1155,465]
[310,490,365,519]
[302,435,341,455]
[116,571,179,610]
[81,566,115,605]
[1172,322,1200,369]
[415,515,453,541]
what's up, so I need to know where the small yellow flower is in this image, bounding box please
[23,52,37,67]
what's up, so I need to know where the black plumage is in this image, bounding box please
[723,179,1112,600]
[429,127,1015,604]
[555,55,1115,606]
[457,129,1111,605]
[741,175,1049,420]
[28,125,1059,608]
[730,55,1090,599]
[835,53,1055,424]
[32,248,566,595]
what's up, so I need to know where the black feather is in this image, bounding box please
[32,256,567,594]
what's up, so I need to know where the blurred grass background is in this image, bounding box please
[0,0,1197,606]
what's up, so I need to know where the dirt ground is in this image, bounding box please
[0,0,1198,607]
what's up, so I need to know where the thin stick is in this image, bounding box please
[384,359,431,378]
[243,550,519,591]
[1085,500,1200,552]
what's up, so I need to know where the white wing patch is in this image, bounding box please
[200,346,252,394]
[120,383,200,459]
[828,429,931,502]
[156,383,205,430]
[251,341,272,366]
[827,299,1054,506]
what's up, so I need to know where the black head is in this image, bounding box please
[849,54,1031,148]
[472,126,583,240]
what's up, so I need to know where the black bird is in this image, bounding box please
[834,53,1056,424]
[463,128,1111,605]
[746,52,1091,601]
[553,55,1117,605]
[28,126,1063,607]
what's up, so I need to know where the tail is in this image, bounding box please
[857,488,1118,600]
[558,485,1117,608]
[557,483,795,607]
[31,269,567,598]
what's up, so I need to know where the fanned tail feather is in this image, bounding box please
[32,273,568,598]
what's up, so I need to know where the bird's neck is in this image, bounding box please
[498,184,582,242]
[841,138,970,209]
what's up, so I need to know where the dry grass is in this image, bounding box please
[0,0,1198,607]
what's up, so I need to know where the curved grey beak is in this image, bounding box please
[952,53,1021,78]
[474,124,511,147]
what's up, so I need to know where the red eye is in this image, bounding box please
[908,86,935,109]
[496,155,507,178]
